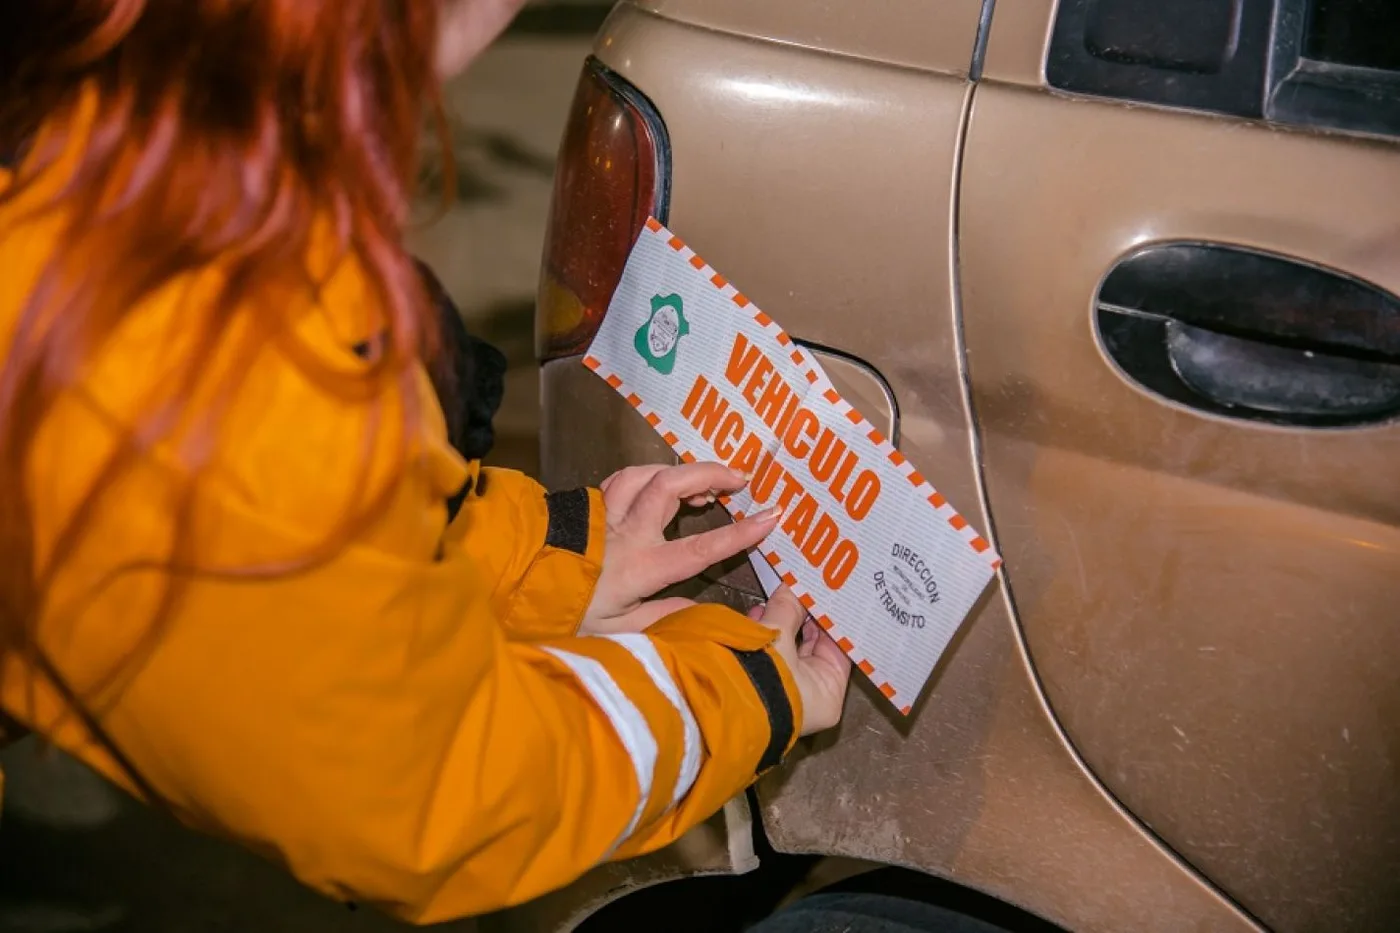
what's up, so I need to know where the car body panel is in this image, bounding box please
[632,0,983,78]
[757,597,1256,933]
[525,4,1259,932]
[960,74,1400,930]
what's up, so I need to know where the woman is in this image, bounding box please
[0,0,850,923]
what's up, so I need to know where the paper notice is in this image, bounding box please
[583,219,1001,714]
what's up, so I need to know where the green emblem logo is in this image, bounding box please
[634,293,690,375]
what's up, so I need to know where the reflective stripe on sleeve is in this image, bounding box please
[596,633,702,809]
[541,647,657,846]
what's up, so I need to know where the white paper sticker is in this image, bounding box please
[584,219,1001,714]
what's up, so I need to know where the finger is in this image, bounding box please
[600,466,651,495]
[798,618,821,658]
[801,631,852,735]
[746,604,765,622]
[600,464,670,514]
[602,463,670,503]
[628,506,782,597]
[680,471,757,509]
[624,462,747,534]
[758,586,805,642]
[812,629,853,674]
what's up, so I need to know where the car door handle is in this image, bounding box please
[1094,243,1400,426]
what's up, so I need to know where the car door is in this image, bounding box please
[960,1,1400,930]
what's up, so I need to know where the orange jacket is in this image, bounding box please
[0,109,800,922]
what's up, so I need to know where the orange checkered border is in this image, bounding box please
[582,351,908,711]
[758,544,910,714]
[581,218,1008,717]
[647,217,1001,574]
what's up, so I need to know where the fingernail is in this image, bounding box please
[705,492,717,504]
[751,505,784,524]
[742,472,754,484]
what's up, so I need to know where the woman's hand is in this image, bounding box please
[749,587,851,736]
[581,462,782,636]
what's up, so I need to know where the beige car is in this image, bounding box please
[516,1,1400,931]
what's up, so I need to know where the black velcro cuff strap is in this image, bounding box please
[544,488,592,556]
[728,647,796,774]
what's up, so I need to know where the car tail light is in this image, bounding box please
[536,57,670,361]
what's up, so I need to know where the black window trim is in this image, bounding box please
[1267,0,1400,140]
[1045,0,1400,143]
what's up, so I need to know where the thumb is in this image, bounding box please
[758,586,805,642]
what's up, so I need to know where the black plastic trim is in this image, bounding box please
[969,0,998,82]
[1097,309,1400,427]
[1099,243,1400,363]
[1046,0,1400,141]
[1266,2,1400,140]
[1095,242,1400,427]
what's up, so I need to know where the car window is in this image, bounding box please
[1304,0,1400,73]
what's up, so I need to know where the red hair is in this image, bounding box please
[0,1,451,752]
